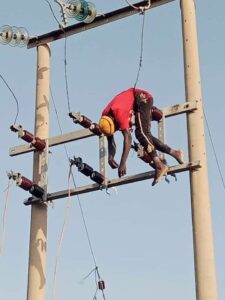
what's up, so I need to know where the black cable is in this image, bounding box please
[64,37,71,112]
[134,11,146,88]
[204,109,225,190]
[0,74,19,124]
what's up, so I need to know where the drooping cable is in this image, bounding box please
[51,88,105,298]
[203,109,225,190]
[52,165,73,300]
[64,37,72,112]
[0,74,20,124]
[0,178,13,256]
[44,0,64,28]
[134,10,146,88]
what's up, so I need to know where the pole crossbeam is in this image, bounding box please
[23,161,201,205]
[27,0,175,49]
[9,100,196,157]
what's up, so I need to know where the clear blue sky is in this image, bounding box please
[0,1,225,299]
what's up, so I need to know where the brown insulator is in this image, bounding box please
[32,137,46,151]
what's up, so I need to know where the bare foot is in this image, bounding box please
[173,150,184,164]
[152,164,169,186]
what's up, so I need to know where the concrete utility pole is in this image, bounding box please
[180,1,218,299]
[27,44,50,300]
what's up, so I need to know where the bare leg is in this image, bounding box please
[152,157,169,186]
[169,149,184,164]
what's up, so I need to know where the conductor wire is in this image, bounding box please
[0,74,20,124]
[0,178,13,256]
[134,10,147,88]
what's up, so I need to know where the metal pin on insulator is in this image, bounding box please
[89,123,102,136]
[31,137,46,151]
[29,184,44,198]
[98,280,105,290]
[78,163,93,176]
[90,171,105,185]
[17,176,33,191]
[70,156,83,167]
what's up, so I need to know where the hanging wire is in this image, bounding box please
[0,74,20,124]
[51,88,105,298]
[44,0,64,28]
[203,109,225,190]
[52,165,73,300]
[134,10,146,88]
[64,37,72,112]
[0,178,13,256]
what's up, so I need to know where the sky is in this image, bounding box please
[0,0,225,299]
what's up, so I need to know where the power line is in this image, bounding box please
[204,109,225,190]
[0,74,20,124]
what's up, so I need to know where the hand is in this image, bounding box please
[108,158,119,169]
[118,164,126,177]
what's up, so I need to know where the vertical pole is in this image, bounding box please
[27,44,50,300]
[180,1,218,299]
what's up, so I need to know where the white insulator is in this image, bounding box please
[0,25,13,45]
[84,2,97,23]
[65,0,82,18]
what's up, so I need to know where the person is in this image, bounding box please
[98,87,184,185]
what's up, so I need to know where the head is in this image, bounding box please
[98,115,115,136]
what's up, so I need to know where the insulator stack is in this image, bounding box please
[17,176,33,191]
[69,112,103,136]
[31,137,46,151]
[90,171,105,185]
[78,163,93,176]
[29,184,44,198]
[98,280,105,290]
[89,123,102,136]
[70,156,106,185]
[0,25,29,47]
[79,115,93,128]
[64,0,97,24]
[19,130,34,143]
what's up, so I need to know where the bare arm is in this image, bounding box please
[107,135,119,169]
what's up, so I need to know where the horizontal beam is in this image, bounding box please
[27,0,175,49]
[26,160,199,204]
[9,101,196,157]
[163,100,197,117]
[9,128,94,157]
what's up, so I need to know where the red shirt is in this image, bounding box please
[102,88,152,130]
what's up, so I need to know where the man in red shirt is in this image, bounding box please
[99,88,184,185]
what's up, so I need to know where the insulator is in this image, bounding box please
[79,115,92,128]
[29,184,44,198]
[72,1,96,23]
[78,163,93,176]
[98,280,105,290]
[31,137,46,151]
[0,25,13,45]
[65,0,82,18]
[19,130,34,143]
[17,176,33,191]
[0,25,29,47]
[83,2,97,24]
[89,123,102,136]
[90,171,105,185]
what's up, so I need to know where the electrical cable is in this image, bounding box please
[203,109,225,190]
[64,37,72,112]
[0,178,13,256]
[52,165,73,300]
[51,88,105,299]
[134,10,146,88]
[0,74,20,124]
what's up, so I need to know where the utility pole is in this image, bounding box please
[27,44,50,300]
[180,1,218,299]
